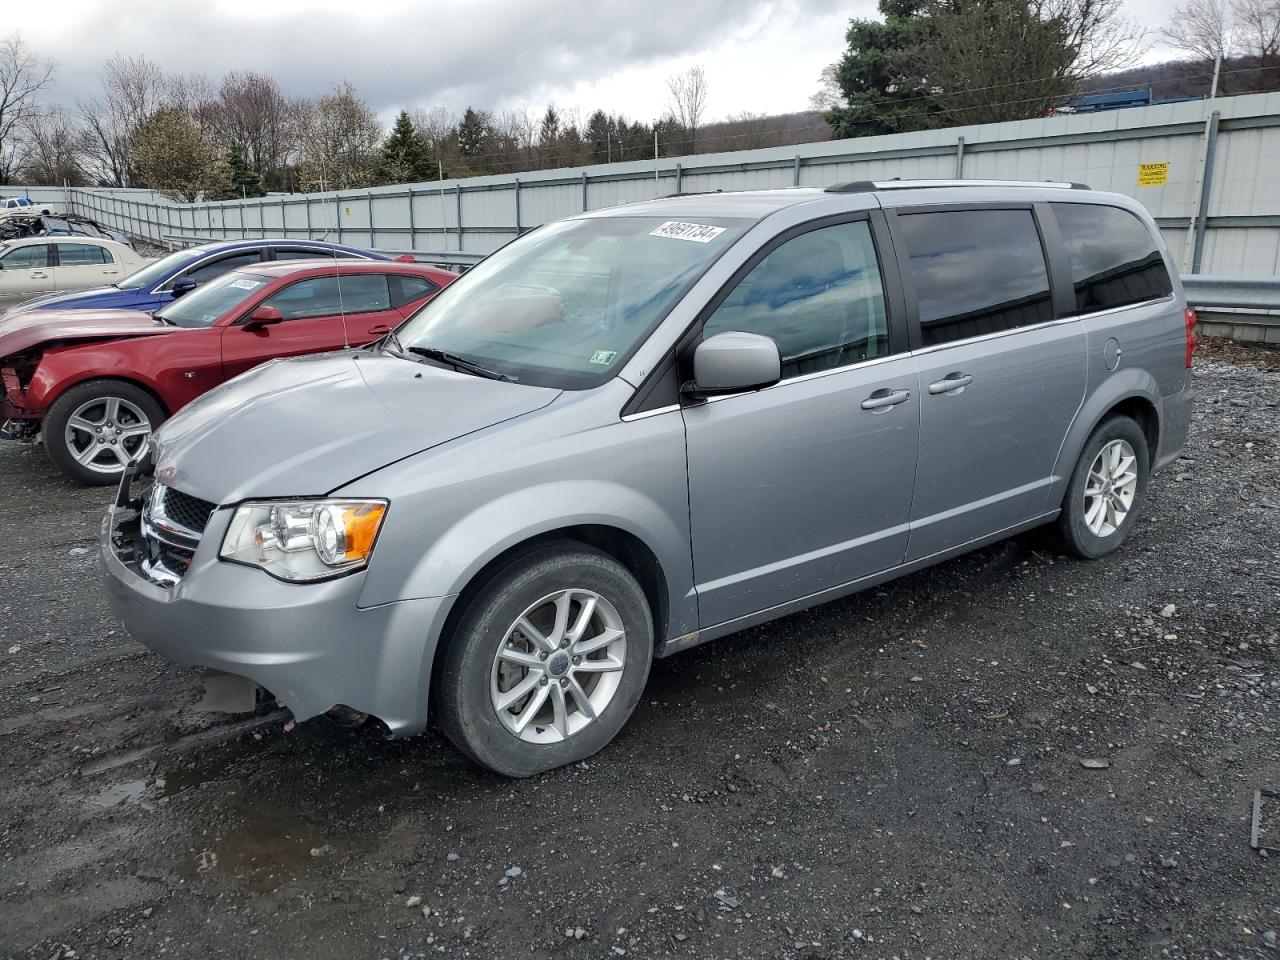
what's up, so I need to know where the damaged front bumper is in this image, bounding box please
[99,466,451,737]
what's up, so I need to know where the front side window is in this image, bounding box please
[703,220,889,378]
[154,271,272,328]
[0,244,49,269]
[898,209,1054,347]
[263,274,391,320]
[1052,203,1173,313]
[56,243,112,266]
[115,248,202,290]
[396,215,749,388]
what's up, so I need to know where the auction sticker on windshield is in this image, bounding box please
[229,279,263,290]
[589,350,618,365]
[650,221,726,243]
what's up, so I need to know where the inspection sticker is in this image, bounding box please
[650,220,726,243]
[1137,162,1169,187]
[229,278,263,290]
[589,350,618,365]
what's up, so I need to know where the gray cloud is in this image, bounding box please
[32,0,851,120]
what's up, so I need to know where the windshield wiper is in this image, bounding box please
[405,346,511,382]
[150,311,175,326]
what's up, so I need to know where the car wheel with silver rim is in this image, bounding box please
[436,543,653,777]
[42,379,165,486]
[1055,415,1149,559]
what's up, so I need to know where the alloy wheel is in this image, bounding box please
[63,395,152,475]
[1083,438,1138,537]
[489,588,627,744]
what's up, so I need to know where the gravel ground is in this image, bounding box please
[1,340,1277,960]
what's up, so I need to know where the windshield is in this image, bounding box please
[154,271,271,328]
[395,215,749,388]
[116,248,202,290]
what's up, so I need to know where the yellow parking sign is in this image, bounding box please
[1138,162,1169,187]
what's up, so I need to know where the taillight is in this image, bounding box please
[1184,306,1198,368]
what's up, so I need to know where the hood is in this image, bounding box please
[151,351,561,503]
[0,307,173,358]
[2,286,140,317]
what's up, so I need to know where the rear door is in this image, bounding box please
[890,204,1085,560]
[52,242,122,291]
[219,273,402,380]
[683,215,920,627]
[0,243,54,297]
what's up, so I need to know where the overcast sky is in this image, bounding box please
[14,0,1189,127]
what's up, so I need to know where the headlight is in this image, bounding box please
[219,499,387,582]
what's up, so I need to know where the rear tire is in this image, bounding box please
[1054,415,1150,559]
[42,379,164,486]
[434,543,653,777]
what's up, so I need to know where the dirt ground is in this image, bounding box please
[1,339,1277,960]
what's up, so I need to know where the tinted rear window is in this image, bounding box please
[897,209,1054,347]
[1052,203,1173,313]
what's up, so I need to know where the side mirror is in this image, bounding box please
[243,305,283,331]
[684,331,781,398]
[171,277,198,298]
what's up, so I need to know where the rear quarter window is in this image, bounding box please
[1051,202,1173,313]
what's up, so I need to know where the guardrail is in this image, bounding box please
[1182,275,1280,313]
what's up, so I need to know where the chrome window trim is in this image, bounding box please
[694,350,908,406]
[910,315,1080,357]
[1065,294,1176,323]
[621,403,681,422]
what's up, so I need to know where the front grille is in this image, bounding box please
[162,487,216,533]
[111,458,215,587]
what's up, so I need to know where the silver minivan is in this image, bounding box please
[102,181,1196,776]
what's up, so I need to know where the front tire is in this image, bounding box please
[434,543,653,777]
[42,380,164,486]
[1054,415,1150,559]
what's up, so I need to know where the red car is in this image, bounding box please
[0,260,455,484]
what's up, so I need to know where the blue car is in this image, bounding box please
[2,239,392,318]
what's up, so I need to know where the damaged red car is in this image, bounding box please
[0,259,455,484]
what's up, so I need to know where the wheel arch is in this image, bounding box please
[429,523,671,688]
[1048,368,1163,511]
[33,368,172,420]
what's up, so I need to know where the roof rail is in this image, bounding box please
[825,178,1091,193]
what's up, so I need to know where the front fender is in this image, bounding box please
[1045,366,1163,510]
[27,346,167,412]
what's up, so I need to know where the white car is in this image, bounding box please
[0,236,148,303]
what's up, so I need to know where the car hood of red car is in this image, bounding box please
[0,308,173,358]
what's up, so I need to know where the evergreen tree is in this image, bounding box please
[456,107,493,173]
[379,109,436,183]
[226,141,265,198]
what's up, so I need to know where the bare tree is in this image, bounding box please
[295,82,382,191]
[204,72,296,189]
[809,63,845,111]
[0,36,54,183]
[19,106,85,185]
[1163,0,1235,65]
[666,65,709,152]
[78,54,167,186]
[1235,0,1280,78]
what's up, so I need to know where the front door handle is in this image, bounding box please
[861,388,912,411]
[928,372,973,395]
[30,271,47,278]
[103,269,120,275]
[367,323,392,335]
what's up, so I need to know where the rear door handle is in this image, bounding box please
[928,372,973,395]
[30,271,47,278]
[861,388,912,411]
[103,269,120,275]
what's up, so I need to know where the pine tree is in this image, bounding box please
[379,110,436,183]
[226,142,265,198]
[456,107,493,173]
